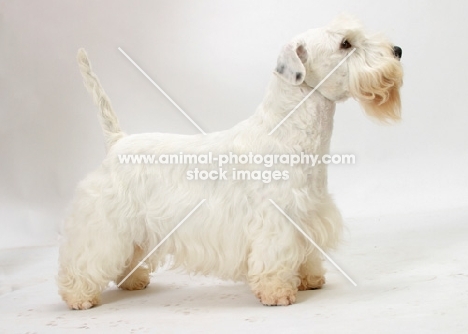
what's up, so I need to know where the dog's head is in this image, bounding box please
[275,15,403,122]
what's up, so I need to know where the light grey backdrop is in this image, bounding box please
[1,0,467,248]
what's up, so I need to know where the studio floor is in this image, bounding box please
[1,208,467,333]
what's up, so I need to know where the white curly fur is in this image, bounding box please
[58,15,403,309]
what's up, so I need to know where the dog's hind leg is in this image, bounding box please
[116,245,151,291]
[58,213,134,310]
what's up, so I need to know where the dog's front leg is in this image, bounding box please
[246,223,302,306]
[248,254,301,306]
[297,251,325,290]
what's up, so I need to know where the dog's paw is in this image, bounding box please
[66,296,100,310]
[256,289,297,306]
[297,275,325,291]
[261,295,296,306]
[118,268,150,291]
[119,277,150,291]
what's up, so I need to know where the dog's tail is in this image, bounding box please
[77,48,125,151]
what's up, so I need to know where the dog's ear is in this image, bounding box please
[275,41,308,85]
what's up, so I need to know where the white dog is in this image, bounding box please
[58,15,403,310]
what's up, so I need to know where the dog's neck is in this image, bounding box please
[253,75,336,155]
[240,75,337,194]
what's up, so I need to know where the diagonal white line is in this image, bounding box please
[117,199,206,288]
[118,47,207,135]
[268,48,356,135]
[269,199,357,287]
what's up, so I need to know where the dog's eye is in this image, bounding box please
[341,39,352,49]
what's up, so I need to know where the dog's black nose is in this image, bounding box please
[393,46,402,59]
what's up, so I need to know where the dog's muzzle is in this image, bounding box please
[393,46,402,59]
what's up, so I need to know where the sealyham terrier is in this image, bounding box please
[58,15,403,309]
